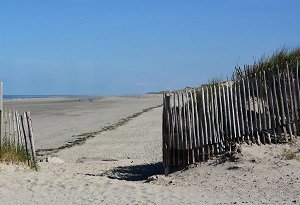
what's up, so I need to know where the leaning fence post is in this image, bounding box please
[26,112,38,171]
[20,114,31,167]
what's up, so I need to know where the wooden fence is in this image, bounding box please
[162,61,300,174]
[0,83,37,170]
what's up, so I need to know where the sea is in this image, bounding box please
[3,95,87,100]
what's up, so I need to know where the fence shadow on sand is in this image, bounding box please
[103,162,164,181]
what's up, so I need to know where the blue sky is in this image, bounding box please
[0,0,299,95]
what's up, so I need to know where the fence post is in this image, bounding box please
[0,82,3,157]
[26,112,38,171]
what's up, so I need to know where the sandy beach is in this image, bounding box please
[1,96,300,204]
[3,95,162,151]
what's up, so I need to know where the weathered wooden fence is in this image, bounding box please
[0,82,37,170]
[162,61,300,174]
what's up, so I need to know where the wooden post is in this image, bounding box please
[226,84,232,151]
[4,110,7,144]
[202,87,208,160]
[272,71,281,143]
[262,72,271,144]
[176,92,182,165]
[162,93,169,174]
[282,68,293,141]
[210,86,217,155]
[193,90,200,162]
[199,89,205,162]
[8,109,12,145]
[20,114,31,167]
[186,91,194,164]
[241,78,249,142]
[290,67,299,135]
[234,82,241,144]
[246,77,254,143]
[25,112,38,170]
[230,83,237,150]
[190,90,198,162]
[277,67,288,142]
[295,59,300,136]
[237,80,245,143]
[0,82,3,157]
[222,85,229,151]
[12,110,17,151]
[213,86,221,154]
[286,63,297,137]
[171,93,176,166]
[218,85,225,152]
[15,111,21,150]
[251,78,260,145]
[182,93,188,164]
[254,74,262,144]
[177,93,185,165]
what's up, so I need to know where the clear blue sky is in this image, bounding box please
[0,0,299,95]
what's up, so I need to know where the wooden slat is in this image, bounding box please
[26,112,38,170]
[282,68,293,141]
[0,82,3,156]
[254,75,262,145]
[15,111,22,149]
[241,78,249,142]
[263,71,276,143]
[205,87,212,158]
[182,92,188,164]
[213,85,221,154]
[295,59,300,136]
[277,67,288,142]
[171,93,177,166]
[187,91,195,164]
[218,85,225,152]
[226,84,233,151]
[259,73,267,144]
[237,80,245,143]
[286,63,297,137]
[193,90,201,162]
[8,109,12,145]
[20,114,31,166]
[199,89,205,161]
[162,93,171,174]
[246,77,254,143]
[12,110,17,150]
[222,85,229,151]
[201,87,209,160]
[177,93,183,165]
[250,77,260,145]
[290,66,299,135]
[210,86,217,155]
[234,82,241,144]
[229,83,237,150]
[272,71,281,143]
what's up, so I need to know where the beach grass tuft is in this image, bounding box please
[0,142,29,165]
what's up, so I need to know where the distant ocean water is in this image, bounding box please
[3,95,87,100]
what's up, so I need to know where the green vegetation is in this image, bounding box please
[0,141,30,165]
[282,148,299,160]
[234,46,300,80]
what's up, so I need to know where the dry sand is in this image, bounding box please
[4,95,162,151]
[1,96,300,204]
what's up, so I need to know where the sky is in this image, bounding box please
[0,0,299,95]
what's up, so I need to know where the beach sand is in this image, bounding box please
[1,96,300,204]
[4,95,162,151]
